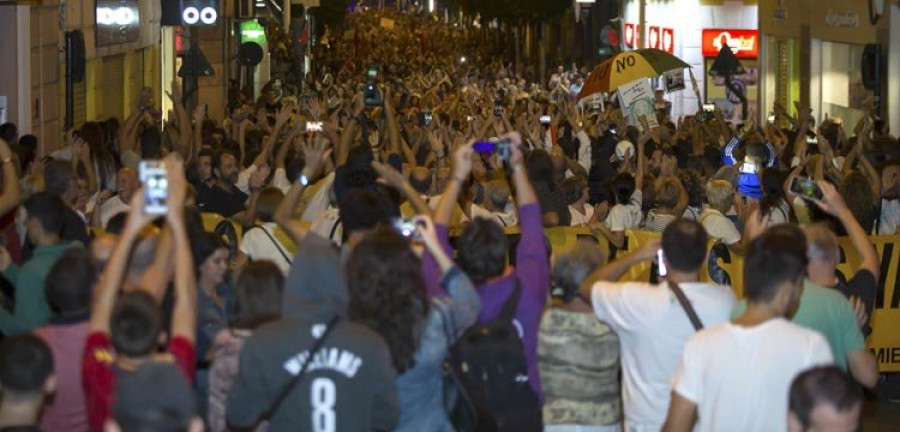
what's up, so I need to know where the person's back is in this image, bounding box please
[0,193,81,336]
[208,261,284,432]
[732,282,862,371]
[586,220,734,431]
[672,318,832,431]
[593,280,734,428]
[665,224,834,432]
[0,335,55,432]
[539,309,620,429]
[226,233,398,431]
[33,249,96,432]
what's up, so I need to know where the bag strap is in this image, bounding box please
[264,315,341,419]
[328,217,342,242]
[667,280,704,331]
[499,278,523,322]
[252,225,293,265]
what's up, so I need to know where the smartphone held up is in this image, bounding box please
[790,176,824,202]
[139,160,168,215]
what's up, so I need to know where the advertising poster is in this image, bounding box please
[705,58,758,124]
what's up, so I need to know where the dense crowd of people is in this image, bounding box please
[0,6,894,432]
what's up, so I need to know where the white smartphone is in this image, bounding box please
[139,160,168,215]
[657,249,667,278]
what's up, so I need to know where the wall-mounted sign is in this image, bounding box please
[825,10,860,28]
[162,0,220,27]
[95,0,140,46]
[661,28,675,54]
[648,26,660,49]
[240,19,266,44]
[702,29,759,59]
[624,23,640,48]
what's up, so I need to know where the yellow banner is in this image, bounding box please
[467,227,900,372]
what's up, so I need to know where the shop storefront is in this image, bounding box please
[622,0,758,119]
[701,29,759,124]
[68,0,161,126]
[761,0,880,133]
[809,1,878,133]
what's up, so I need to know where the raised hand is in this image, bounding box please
[301,136,332,180]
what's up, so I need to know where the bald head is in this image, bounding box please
[116,168,139,202]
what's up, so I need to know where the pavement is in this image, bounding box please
[862,377,900,430]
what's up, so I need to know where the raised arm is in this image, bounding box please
[372,161,431,217]
[118,108,143,155]
[274,138,331,246]
[165,160,197,344]
[505,132,537,206]
[815,181,879,280]
[0,138,22,216]
[580,240,660,297]
[88,191,155,334]
[435,141,474,227]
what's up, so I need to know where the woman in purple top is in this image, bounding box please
[422,133,550,401]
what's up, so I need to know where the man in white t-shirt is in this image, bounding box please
[94,167,138,229]
[664,224,834,432]
[580,219,736,432]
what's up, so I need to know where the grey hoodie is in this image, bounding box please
[226,233,398,431]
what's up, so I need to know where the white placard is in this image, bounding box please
[617,79,659,132]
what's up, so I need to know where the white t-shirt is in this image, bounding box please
[239,222,293,275]
[699,208,741,245]
[470,203,517,227]
[672,319,834,432]
[605,190,643,232]
[99,196,130,229]
[568,204,594,227]
[591,281,736,432]
[766,200,791,227]
[879,198,900,235]
[310,207,343,246]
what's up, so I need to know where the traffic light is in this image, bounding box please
[599,23,621,57]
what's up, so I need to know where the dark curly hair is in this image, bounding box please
[346,227,429,373]
[840,171,876,233]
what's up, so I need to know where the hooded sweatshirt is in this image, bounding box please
[226,233,399,431]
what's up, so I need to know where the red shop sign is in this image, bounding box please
[661,28,674,54]
[648,26,660,49]
[702,29,758,58]
[624,23,640,48]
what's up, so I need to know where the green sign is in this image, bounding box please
[240,20,266,44]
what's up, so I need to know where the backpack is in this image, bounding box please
[447,279,541,432]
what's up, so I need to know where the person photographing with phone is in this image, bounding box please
[579,219,754,432]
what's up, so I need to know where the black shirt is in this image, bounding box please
[835,269,877,336]
[196,183,247,218]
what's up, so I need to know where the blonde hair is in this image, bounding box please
[706,179,734,209]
